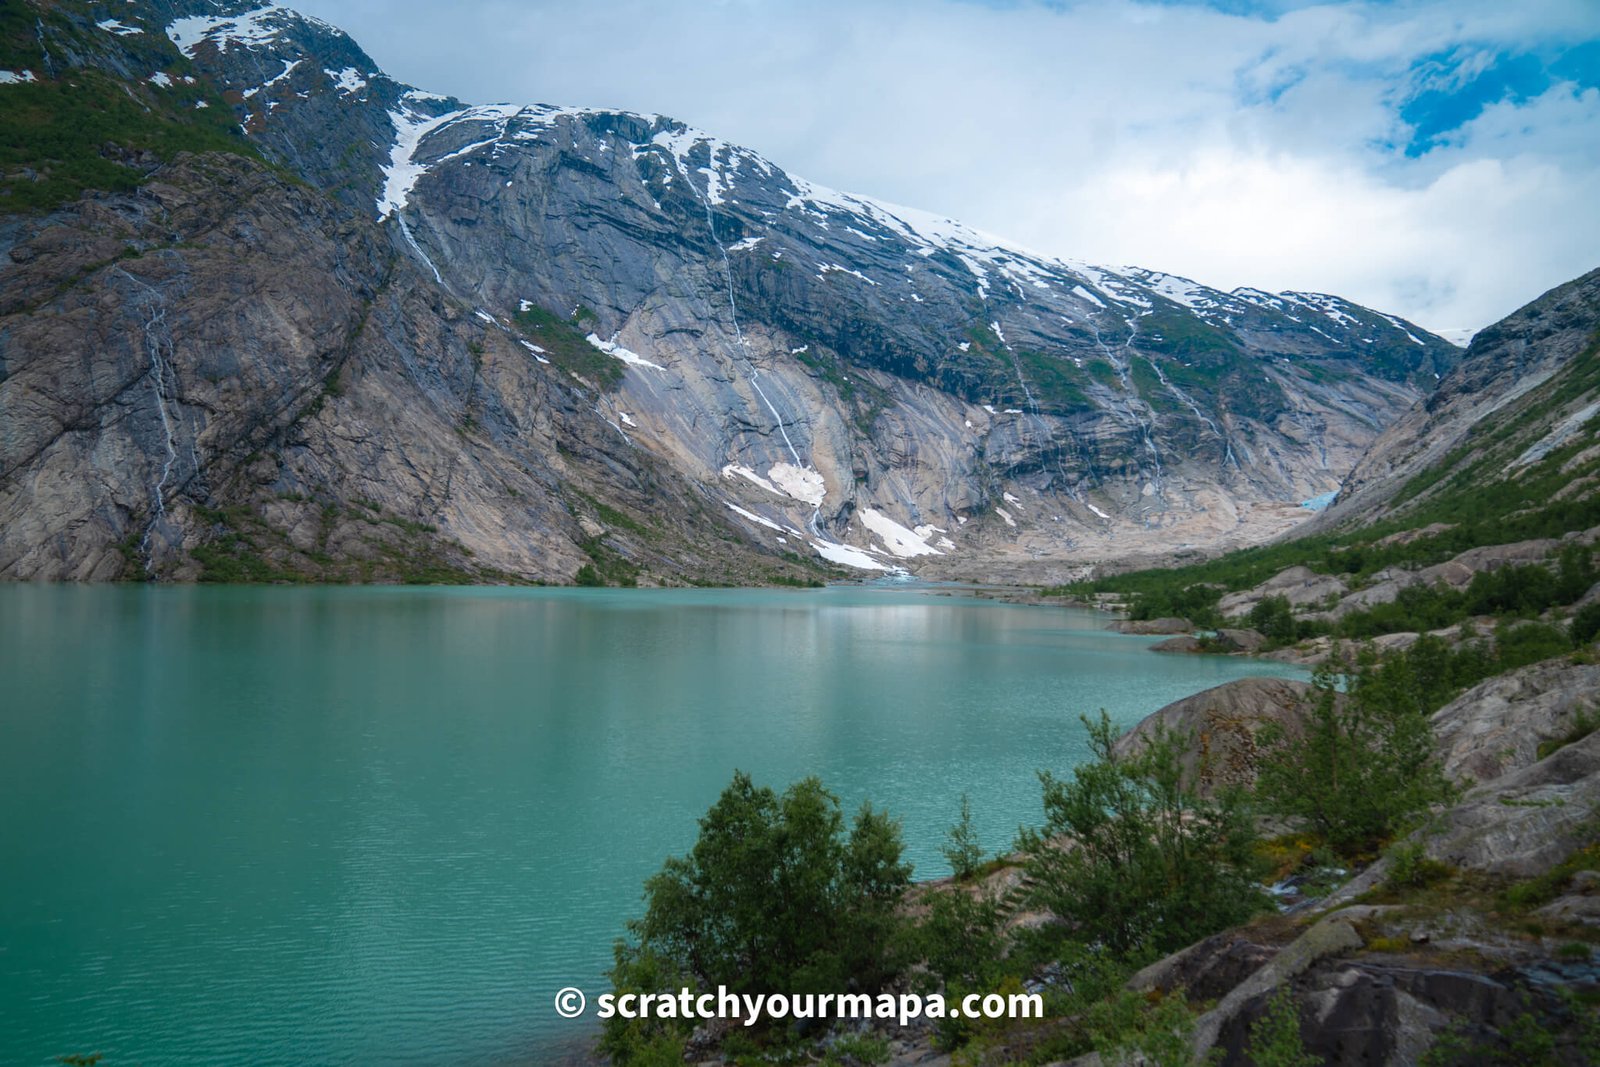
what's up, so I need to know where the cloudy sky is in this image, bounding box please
[292,0,1600,338]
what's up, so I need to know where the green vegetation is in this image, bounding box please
[942,792,986,880]
[822,1032,890,1066]
[1333,546,1597,640]
[1500,841,1600,913]
[569,490,657,541]
[1247,595,1322,645]
[604,772,912,1063]
[1537,710,1600,761]
[1065,324,1600,616]
[1012,348,1091,409]
[1256,655,1456,857]
[185,498,500,585]
[1421,989,1600,1067]
[576,536,639,586]
[511,303,625,390]
[1136,310,1288,420]
[957,325,1093,414]
[1244,988,1319,1067]
[604,633,1590,1064]
[0,45,255,212]
[1124,581,1224,628]
[1023,713,1268,956]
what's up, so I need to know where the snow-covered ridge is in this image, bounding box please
[167,4,343,57]
[165,5,1447,357]
[168,6,286,55]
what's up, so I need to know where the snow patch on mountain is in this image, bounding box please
[328,67,367,95]
[168,7,285,55]
[586,333,665,370]
[860,509,942,558]
[768,463,826,507]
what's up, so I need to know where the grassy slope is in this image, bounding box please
[1060,323,1600,603]
[0,3,262,213]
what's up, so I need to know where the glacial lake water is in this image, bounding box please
[0,583,1307,1066]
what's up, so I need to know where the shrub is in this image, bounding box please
[916,884,1008,990]
[1495,619,1572,671]
[613,772,911,1023]
[1383,838,1452,891]
[942,792,986,880]
[1022,713,1268,956]
[1248,595,1299,645]
[1130,583,1223,629]
[1571,602,1600,647]
[1256,653,1456,858]
[1245,987,1318,1067]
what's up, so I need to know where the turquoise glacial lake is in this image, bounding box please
[0,584,1306,1065]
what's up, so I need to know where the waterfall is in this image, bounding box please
[1140,354,1239,471]
[685,157,803,470]
[682,150,828,538]
[1087,318,1165,489]
[117,269,182,569]
[397,215,444,287]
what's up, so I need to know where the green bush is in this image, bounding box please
[941,792,986,880]
[1383,838,1452,891]
[1130,583,1222,628]
[1571,602,1600,647]
[1256,654,1456,857]
[1248,595,1298,644]
[1245,987,1318,1067]
[1022,713,1268,956]
[822,1032,891,1066]
[916,884,1007,990]
[611,772,912,1048]
[1495,619,1572,671]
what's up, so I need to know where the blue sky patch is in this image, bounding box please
[1399,48,1557,157]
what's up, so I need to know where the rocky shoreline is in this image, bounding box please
[588,568,1599,1065]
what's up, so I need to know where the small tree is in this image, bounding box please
[917,882,1008,989]
[942,792,986,880]
[1245,987,1318,1067]
[610,772,912,1035]
[1248,595,1299,645]
[1023,712,1267,957]
[1256,650,1455,857]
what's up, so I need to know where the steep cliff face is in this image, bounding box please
[1316,267,1600,530]
[0,1,1464,583]
[0,148,806,584]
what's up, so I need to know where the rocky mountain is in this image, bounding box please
[1315,266,1600,530]
[1,0,1462,584]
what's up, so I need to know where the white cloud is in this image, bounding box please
[291,0,1600,333]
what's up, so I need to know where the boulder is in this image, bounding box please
[1452,537,1563,572]
[1430,659,1600,783]
[1371,631,1422,653]
[1415,559,1477,590]
[1375,522,1458,546]
[1149,635,1206,653]
[1186,911,1367,1061]
[1106,617,1193,635]
[1126,929,1281,1000]
[1213,628,1268,653]
[1217,566,1348,619]
[1423,730,1600,878]
[1112,677,1318,796]
[1328,572,1420,616]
